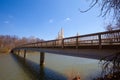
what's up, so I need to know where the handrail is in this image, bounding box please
[15,29,120,49]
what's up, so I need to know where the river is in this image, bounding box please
[0,52,101,80]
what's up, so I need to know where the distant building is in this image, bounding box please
[56,28,64,45]
[57,28,64,40]
[56,29,80,45]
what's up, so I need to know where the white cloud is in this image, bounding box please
[49,19,53,23]
[66,18,70,21]
[64,17,71,21]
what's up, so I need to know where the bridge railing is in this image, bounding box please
[17,29,120,49]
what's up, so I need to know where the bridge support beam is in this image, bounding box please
[62,39,64,48]
[24,50,26,59]
[18,50,20,55]
[40,52,45,66]
[76,36,78,49]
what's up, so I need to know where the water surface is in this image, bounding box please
[0,52,101,80]
[22,52,101,80]
[0,54,32,80]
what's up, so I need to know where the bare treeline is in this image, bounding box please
[0,35,43,53]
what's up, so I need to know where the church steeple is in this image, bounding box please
[60,28,64,39]
[57,28,64,39]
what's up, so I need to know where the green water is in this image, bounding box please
[0,53,101,80]
[0,54,32,80]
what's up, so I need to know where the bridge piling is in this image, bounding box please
[76,36,78,49]
[18,50,20,56]
[62,39,64,48]
[40,52,45,66]
[24,50,26,59]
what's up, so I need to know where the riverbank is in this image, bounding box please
[0,48,10,54]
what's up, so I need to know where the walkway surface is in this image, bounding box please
[0,54,32,80]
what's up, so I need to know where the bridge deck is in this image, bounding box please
[13,47,120,60]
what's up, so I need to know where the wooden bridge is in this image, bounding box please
[11,29,120,66]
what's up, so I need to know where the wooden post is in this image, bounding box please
[52,41,54,48]
[14,50,16,54]
[55,40,56,48]
[13,50,14,54]
[62,39,64,48]
[40,52,45,66]
[40,43,42,47]
[76,36,79,49]
[46,42,47,48]
[98,34,102,49]
[15,50,17,54]
[11,50,14,54]
[18,50,20,56]
[24,50,26,59]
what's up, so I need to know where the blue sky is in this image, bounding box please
[0,0,106,40]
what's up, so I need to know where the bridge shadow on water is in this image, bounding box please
[11,53,67,80]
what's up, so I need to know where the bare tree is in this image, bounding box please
[116,19,120,29]
[105,24,113,31]
[81,0,120,22]
[104,20,120,31]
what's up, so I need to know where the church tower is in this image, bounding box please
[60,28,64,39]
[57,28,64,39]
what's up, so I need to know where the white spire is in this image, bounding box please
[61,28,64,38]
[56,28,64,40]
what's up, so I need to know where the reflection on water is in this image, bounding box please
[0,52,101,80]
[12,53,67,80]
[20,52,101,80]
[0,54,32,80]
